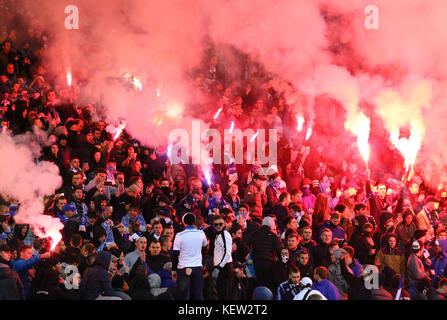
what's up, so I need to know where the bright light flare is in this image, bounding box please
[250,132,259,143]
[113,121,127,141]
[229,121,235,134]
[296,116,305,131]
[214,107,223,120]
[345,112,371,165]
[49,232,62,251]
[132,77,143,91]
[203,168,212,186]
[66,73,72,88]
[305,126,312,141]
[167,144,172,159]
[166,102,183,118]
[390,126,422,171]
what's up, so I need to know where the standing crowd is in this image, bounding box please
[1,3,447,301]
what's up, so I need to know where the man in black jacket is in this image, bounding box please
[0,244,25,300]
[246,216,283,293]
[311,228,333,268]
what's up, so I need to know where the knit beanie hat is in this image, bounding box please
[262,216,276,230]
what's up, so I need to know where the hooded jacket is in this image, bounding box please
[79,251,119,300]
[0,261,25,300]
[374,234,406,274]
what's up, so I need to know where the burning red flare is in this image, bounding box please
[214,107,223,120]
[305,126,312,141]
[49,232,62,251]
[390,126,422,171]
[66,73,72,88]
[296,115,305,132]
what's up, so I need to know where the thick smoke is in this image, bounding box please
[12,0,447,185]
[0,132,63,238]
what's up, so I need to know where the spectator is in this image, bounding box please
[171,212,208,300]
[79,251,121,300]
[246,216,283,293]
[10,244,51,299]
[312,266,340,300]
[0,244,25,300]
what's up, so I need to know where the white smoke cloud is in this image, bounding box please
[0,132,63,239]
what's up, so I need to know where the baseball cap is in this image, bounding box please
[62,203,77,212]
[412,240,421,251]
[300,277,313,287]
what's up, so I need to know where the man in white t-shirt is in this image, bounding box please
[172,212,208,300]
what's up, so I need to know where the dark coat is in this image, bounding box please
[311,241,331,268]
[0,262,25,300]
[79,251,119,300]
[246,225,283,263]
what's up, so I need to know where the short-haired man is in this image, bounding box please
[211,215,234,300]
[276,264,301,300]
[311,228,333,268]
[297,250,313,279]
[172,212,208,300]
[312,266,340,300]
[124,236,148,272]
[11,244,51,299]
[319,211,346,245]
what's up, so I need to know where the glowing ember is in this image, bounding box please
[214,107,223,120]
[229,121,235,133]
[296,115,305,131]
[305,126,312,141]
[49,232,62,251]
[390,125,422,171]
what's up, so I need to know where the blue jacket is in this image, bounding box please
[430,253,447,285]
[276,279,297,300]
[11,254,41,298]
[79,251,120,300]
[312,279,340,300]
